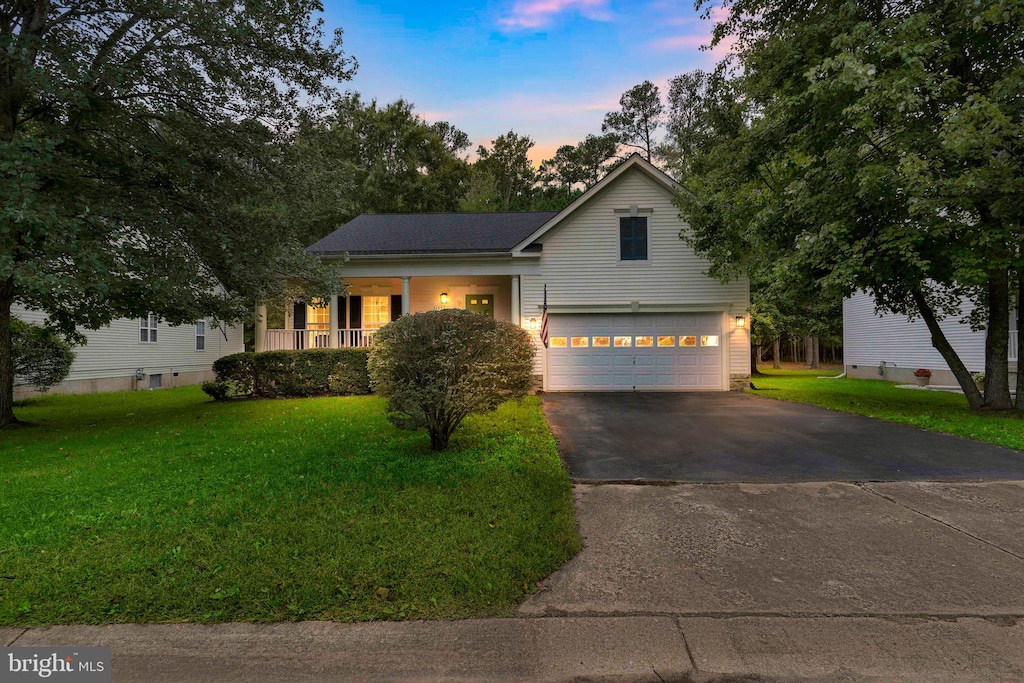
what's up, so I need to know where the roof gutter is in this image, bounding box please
[315,251,541,262]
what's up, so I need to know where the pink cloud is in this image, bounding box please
[646,25,738,58]
[498,0,614,31]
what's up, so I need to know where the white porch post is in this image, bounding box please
[510,275,521,326]
[255,304,267,353]
[401,277,411,315]
[328,294,339,348]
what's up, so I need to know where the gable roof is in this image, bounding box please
[307,211,558,256]
[511,153,682,252]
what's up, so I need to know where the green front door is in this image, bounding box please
[466,294,495,317]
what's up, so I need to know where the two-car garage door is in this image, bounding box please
[546,313,724,391]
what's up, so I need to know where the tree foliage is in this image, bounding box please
[367,309,535,451]
[283,96,473,243]
[468,131,538,211]
[602,80,665,161]
[12,319,74,392]
[677,0,1023,408]
[539,133,619,196]
[0,0,356,426]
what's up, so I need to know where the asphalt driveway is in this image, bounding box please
[541,391,1024,482]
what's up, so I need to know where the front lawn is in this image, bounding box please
[0,388,579,626]
[749,368,1024,451]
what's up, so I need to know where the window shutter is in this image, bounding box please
[292,302,307,330]
[349,295,362,329]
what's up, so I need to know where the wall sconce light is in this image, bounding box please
[440,292,449,305]
[529,318,538,330]
[735,316,746,328]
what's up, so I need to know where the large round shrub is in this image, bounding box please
[12,319,75,392]
[368,309,535,451]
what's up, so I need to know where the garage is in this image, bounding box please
[546,313,724,391]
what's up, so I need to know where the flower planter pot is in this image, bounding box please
[915,376,930,387]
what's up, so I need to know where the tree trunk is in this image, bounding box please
[810,337,820,369]
[1017,272,1023,411]
[803,337,812,367]
[983,267,1013,409]
[911,288,984,410]
[0,276,17,428]
[750,342,763,376]
[772,338,782,369]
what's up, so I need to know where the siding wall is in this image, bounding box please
[843,291,987,374]
[520,167,750,376]
[12,305,244,390]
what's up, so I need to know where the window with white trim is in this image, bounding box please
[619,217,648,260]
[362,296,390,330]
[306,298,330,331]
[140,314,158,343]
[195,321,206,351]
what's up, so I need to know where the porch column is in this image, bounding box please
[328,294,339,348]
[401,277,411,315]
[510,275,521,326]
[255,303,267,353]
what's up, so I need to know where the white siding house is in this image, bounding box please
[843,291,1017,385]
[286,154,752,392]
[13,305,244,398]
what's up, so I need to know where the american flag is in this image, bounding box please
[540,285,549,348]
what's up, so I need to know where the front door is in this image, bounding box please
[466,294,494,317]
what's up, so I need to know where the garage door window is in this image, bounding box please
[680,336,697,347]
[593,336,610,347]
[571,336,589,347]
[614,336,632,347]
[701,335,719,347]
[550,337,567,347]
[635,335,653,347]
[657,336,675,347]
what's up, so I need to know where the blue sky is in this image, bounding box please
[319,1,728,163]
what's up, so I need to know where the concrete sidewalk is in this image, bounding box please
[6,615,1024,682]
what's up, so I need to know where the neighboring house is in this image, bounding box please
[12,305,244,398]
[843,291,1018,385]
[258,154,752,392]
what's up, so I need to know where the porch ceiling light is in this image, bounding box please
[529,318,538,330]
[735,316,746,328]
[440,292,449,305]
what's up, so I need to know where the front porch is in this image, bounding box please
[257,275,522,352]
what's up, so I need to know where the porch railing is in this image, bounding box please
[264,329,376,351]
[338,329,377,348]
[1011,330,1019,363]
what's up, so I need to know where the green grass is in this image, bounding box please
[749,368,1024,451]
[0,388,580,626]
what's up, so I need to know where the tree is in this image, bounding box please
[573,134,620,188]
[678,0,1023,410]
[658,68,743,179]
[367,309,535,451]
[284,96,472,243]
[470,131,537,211]
[0,1,355,427]
[540,144,587,200]
[12,319,75,393]
[602,81,665,161]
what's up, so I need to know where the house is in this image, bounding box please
[843,291,1018,385]
[12,305,244,398]
[259,154,751,392]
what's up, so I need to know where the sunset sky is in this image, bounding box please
[319,1,728,163]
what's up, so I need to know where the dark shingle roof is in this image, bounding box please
[306,211,558,256]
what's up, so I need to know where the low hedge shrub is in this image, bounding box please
[204,348,371,400]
